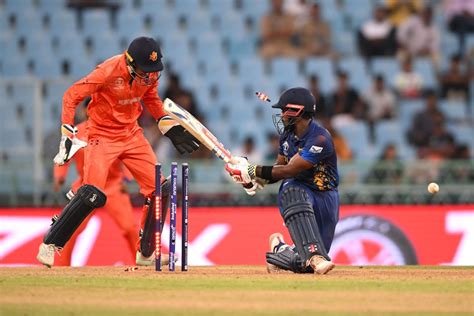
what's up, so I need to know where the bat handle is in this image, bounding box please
[243,182,254,189]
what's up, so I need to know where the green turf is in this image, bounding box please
[0,266,473,316]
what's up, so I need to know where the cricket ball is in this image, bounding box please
[427,182,439,194]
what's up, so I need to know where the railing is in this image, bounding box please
[0,158,472,206]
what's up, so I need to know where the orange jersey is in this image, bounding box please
[62,54,166,138]
[54,122,132,195]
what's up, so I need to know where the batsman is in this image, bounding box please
[36,37,200,267]
[226,87,339,274]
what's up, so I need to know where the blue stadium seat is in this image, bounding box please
[140,0,169,13]
[24,32,54,61]
[227,33,258,60]
[270,58,302,89]
[48,9,77,37]
[116,11,145,38]
[4,0,34,15]
[2,55,29,77]
[193,33,223,61]
[447,124,474,148]
[237,57,266,84]
[91,34,121,63]
[305,57,335,94]
[241,0,269,21]
[334,121,372,160]
[399,99,424,131]
[33,57,62,79]
[413,58,436,89]
[218,12,246,37]
[82,10,111,38]
[186,12,214,38]
[333,31,357,56]
[371,57,399,87]
[439,100,467,122]
[37,0,67,13]
[374,120,405,148]
[338,57,371,91]
[14,10,44,38]
[174,0,204,17]
[207,0,235,17]
[54,32,86,62]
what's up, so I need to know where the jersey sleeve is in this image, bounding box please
[62,66,106,125]
[300,134,334,165]
[142,82,166,121]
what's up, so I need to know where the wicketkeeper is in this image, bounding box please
[37,36,200,267]
[226,87,340,274]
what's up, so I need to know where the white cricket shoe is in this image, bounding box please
[308,255,335,275]
[36,243,61,268]
[267,232,286,273]
[135,252,173,267]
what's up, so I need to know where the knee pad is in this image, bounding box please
[281,185,330,263]
[140,177,171,257]
[44,185,106,247]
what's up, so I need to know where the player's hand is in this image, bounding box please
[243,178,265,196]
[163,125,200,155]
[225,158,256,184]
[53,124,87,165]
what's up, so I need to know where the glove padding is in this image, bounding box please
[225,157,256,184]
[163,125,200,154]
[243,178,266,196]
[53,124,87,165]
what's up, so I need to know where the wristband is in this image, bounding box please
[260,165,274,182]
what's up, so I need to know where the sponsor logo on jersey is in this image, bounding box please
[282,141,289,156]
[309,145,323,154]
[113,77,125,89]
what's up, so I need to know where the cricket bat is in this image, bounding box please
[163,98,238,164]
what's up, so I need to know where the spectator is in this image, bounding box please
[298,2,333,57]
[385,0,422,27]
[329,70,365,120]
[284,0,309,25]
[325,122,353,161]
[233,136,263,162]
[260,0,299,59]
[308,74,328,120]
[397,7,440,62]
[264,133,280,161]
[394,56,424,98]
[407,91,445,150]
[439,54,470,101]
[358,6,397,59]
[362,74,397,123]
[427,121,457,159]
[366,144,404,184]
[443,0,474,55]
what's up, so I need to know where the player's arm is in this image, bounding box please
[256,154,313,181]
[54,68,105,165]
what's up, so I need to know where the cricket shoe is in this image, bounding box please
[36,243,61,268]
[267,232,288,273]
[308,255,335,275]
[135,252,175,267]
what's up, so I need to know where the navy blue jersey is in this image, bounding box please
[279,120,339,191]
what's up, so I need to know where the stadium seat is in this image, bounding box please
[82,10,112,38]
[304,57,335,94]
[116,11,145,38]
[413,58,437,89]
[186,12,214,38]
[334,120,372,160]
[447,124,474,147]
[399,99,425,131]
[91,34,121,63]
[371,57,399,87]
[2,55,30,77]
[48,9,77,37]
[227,33,258,60]
[374,120,405,148]
[37,0,68,13]
[4,0,34,15]
[173,0,204,17]
[217,12,246,37]
[439,100,467,122]
[337,57,371,91]
[207,0,236,17]
[333,31,357,56]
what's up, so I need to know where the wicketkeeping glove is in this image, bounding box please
[165,125,200,154]
[53,124,87,165]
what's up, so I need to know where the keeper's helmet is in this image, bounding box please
[125,37,163,86]
[271,87,316,134]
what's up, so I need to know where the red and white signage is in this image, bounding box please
[1,205,473,266]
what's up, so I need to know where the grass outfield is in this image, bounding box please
[0,266,473,315]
